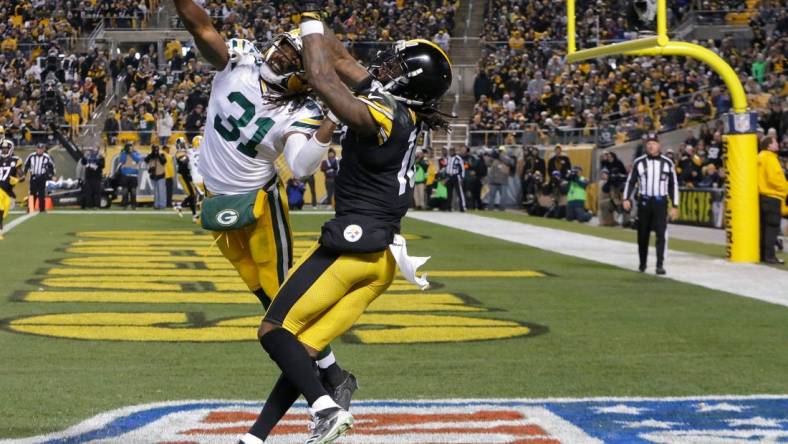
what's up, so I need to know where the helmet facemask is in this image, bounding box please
[260,31,308,94]
[0,140,13,158]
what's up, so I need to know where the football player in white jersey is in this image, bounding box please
[173,0,358,434]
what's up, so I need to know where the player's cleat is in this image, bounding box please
[174,204,183,218]
[656,267,666,275]
[305,407,353,444]
[192,214,200,223]
[638,265,645,272]
[322,370,358,411]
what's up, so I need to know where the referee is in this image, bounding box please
[446,147,466,212]
[24,143,56,213]
[623,135,679,275]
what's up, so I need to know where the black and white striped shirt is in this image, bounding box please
[24,152,56,177]
[624,154,679,205]
[447,154,464,178]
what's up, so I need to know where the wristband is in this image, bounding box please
[325,109,342,126]
[300,20,324,36]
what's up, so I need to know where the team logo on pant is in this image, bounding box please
[216,209,239,226]
[343,224,363,242]
[9,397,787,443]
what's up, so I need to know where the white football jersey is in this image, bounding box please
[199,53,323,195]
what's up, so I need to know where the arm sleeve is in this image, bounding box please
[283,132,330,179]
[668,160,679,207]
[623,161,638,200]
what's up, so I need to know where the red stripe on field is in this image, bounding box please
[355,424,548,436]
[201,410,523,425]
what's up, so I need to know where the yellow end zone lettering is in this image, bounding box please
[6,230,547,343]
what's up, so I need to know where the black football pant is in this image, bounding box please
[82,177,102,208]
[446,175,466,212]
[30,175,47,212]
[759,195,781,261]
[637,198,668,268]
[119,175,138,208]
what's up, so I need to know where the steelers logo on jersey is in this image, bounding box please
[343,224,363,243]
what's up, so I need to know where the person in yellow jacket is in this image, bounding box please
[757,136,788,265]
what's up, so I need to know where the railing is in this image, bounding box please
[88,21,105,48]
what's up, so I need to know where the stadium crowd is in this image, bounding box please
[472,0,787,147]
[0,0,113,147]
[193,0,456,62]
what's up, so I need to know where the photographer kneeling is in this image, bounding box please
[566,166,592,223]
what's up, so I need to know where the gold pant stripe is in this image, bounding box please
[211,181,291,299]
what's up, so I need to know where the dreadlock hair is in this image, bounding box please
[262,90,314,112]
[412,103,453,132]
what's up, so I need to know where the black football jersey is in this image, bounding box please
[335,89,421,231]
[0,155,22,197]
[175,152,193,182]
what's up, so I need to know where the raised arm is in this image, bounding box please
[322,27,371,89]
[299,17,377,137]
[173,0,228,70]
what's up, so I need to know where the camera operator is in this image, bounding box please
[566,166,592,222]
[545,170,568,219]
[600,150,629,226]
[117,142,143,210]
[39,79,64,126]
[24,143,56,213]
[80,146,105,209]
[145,144,168,209]
[519,146,545,209]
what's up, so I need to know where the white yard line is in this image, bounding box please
[407,212,788,308]
[4,211,38,233]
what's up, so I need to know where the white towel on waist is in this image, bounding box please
[389,234,430,290]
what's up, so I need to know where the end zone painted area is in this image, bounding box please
[408,212,788,308]
[3,396,786,444]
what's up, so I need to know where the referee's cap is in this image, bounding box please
[646,133,659,143]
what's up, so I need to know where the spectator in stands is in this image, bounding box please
[157,109,174,147]
[473,69,492,102]
[185,103,204,142]
[678,144,703,186]
[433,29,450,53]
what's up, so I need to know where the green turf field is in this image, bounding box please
[1,211,787,439]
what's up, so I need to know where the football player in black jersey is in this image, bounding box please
[173,138,199,222]
[0,140,24,239]
[245,9,453,444]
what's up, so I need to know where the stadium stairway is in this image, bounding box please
[444,0,487,122]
